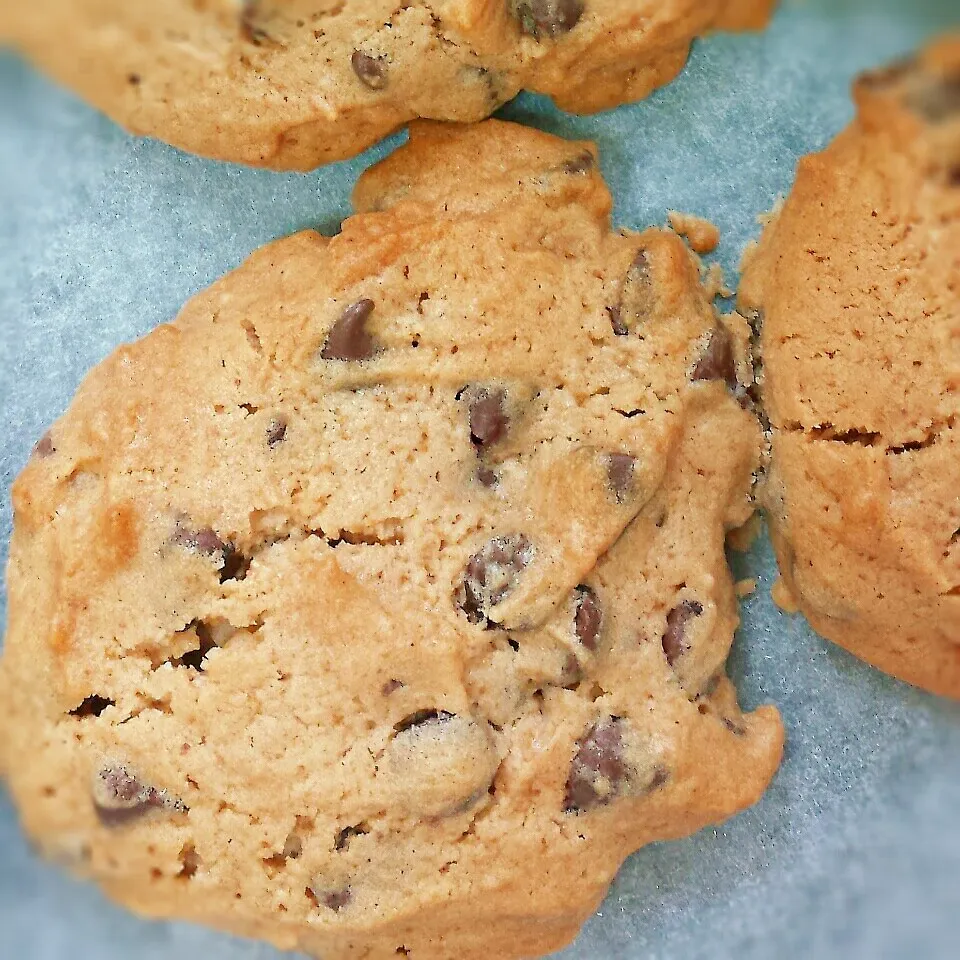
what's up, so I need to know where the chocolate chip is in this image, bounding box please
[239,1,268,44]
[381,679,403,696]
[469,388,508,448]
[559,152,595,175]
[173,523,227,557]
[722,717,746,737]
[906,74,960,123]
[69,695,114,719]
[477,466,499,487]
[574,586,602,651]
[91,764,181,826]
[127,73,141,86]
[320,299,378,361]
[662,600,703,666]
[266,417,287,447]
[322,887,351,912]
[513,0,584,39]
[33,433,55,458]
[607,304,628,336]
[606,453,636,503]
[394,709,454,735]
[456,534,534,624]
[949,165,960,187]
[564,717,628,812]
[608,249,653,336]
[352,51,388,90]
[172,522,248,582]
[334,824,369,852]
[692,327,737,388]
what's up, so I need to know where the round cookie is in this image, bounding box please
[2,0,775,169]
[739,38,960,698]
[0,120,783,960]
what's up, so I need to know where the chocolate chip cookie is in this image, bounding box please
[2,0,775,168]
[0,120,783,959]
[739,38,960,698]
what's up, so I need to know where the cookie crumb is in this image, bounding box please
[668,211,721,254]
[735,578,757,598]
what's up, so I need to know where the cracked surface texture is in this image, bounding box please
[0,120,783,960]
[739,36,960,698]
[0,0,775,169]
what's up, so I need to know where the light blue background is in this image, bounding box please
[1,2,958,957]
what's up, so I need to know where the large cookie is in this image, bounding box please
[739,38,960,698]
[0,121,783,959]
[2,0,775,168]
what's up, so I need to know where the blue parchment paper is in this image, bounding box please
[1,2,959,957]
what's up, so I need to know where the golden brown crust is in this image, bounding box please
[740,38,960,698]
[1,120,782,959]
[2,0,776,169]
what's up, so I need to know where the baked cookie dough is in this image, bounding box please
[739,38,960,698]
[2,0,775,168]
[0,120,783,959]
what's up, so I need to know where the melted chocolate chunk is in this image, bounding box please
[266,417,287,447]
[91,764,181,826]
[321,299,378,361]
[606,453,636,503]
[662,600,704,666]
[514,0,584,39]
[906,74,960,123]
[564,717,628,812]
[574,586,602,651]
[559,152,595,175]
[469,388,508,448]
[692,327,738,388]
[456,535,534,624]
[352,51,388,91]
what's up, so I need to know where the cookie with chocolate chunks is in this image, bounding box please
[0,120,783,960]
[3,0,776,168]
[740,37,960,699]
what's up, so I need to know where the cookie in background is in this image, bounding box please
[1,0,777,168]
[739,36,960,698]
